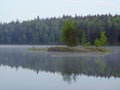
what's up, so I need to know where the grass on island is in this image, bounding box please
[47,47,86,52]
[28,46,111,53]
[47,46,111,53]
[84,47,111,53]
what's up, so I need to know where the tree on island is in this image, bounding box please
[61,19,107,47]
[94,32,107,47]
[61,19,79,47]
[81,31,91,46]
[48,20,109,53]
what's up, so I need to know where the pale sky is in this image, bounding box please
[0,0,120,22]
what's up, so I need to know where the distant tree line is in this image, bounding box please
[0,14,120,45]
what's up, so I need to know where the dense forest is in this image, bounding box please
[0,14,120,45]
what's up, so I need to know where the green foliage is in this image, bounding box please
[61,19,79,47]
[0,14,119,45]
[84,41,91,46]
[100,32,107,46]
[81,31,91,46]
[94,32,107,47]
[94,39,102,47]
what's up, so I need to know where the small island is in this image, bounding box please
[47,46,111,53]
[46,19,111,54]
[30,19,111,54]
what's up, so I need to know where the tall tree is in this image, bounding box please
[61,19,79,47]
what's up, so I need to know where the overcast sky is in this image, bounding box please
[0,0,120,22]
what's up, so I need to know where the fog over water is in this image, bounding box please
[0,45,120,90]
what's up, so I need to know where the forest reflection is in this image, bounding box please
[0,49,120,83]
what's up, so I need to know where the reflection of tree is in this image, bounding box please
[0,50,120,83]
[62,74,77,84]
[60,56,120,82]
[94,57,106,74]
[61,57,81,83]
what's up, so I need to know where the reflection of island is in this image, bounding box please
[0,49,120,82]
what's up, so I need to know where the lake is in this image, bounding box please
[0,45,120,90]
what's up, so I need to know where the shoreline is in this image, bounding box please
[29,46,112,56]
[47,46,111,53]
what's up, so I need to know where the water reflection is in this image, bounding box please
[0,47,120,83]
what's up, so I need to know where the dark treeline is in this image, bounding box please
[0,14,120,45]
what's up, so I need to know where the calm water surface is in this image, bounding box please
[0,45,120,90]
